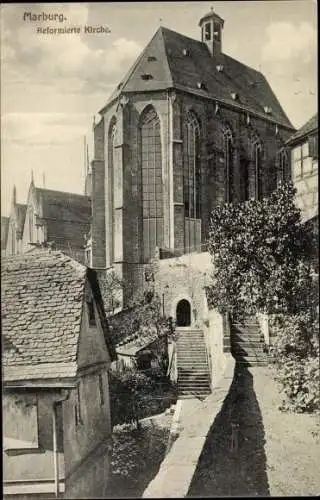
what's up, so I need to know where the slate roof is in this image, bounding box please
[286,113,318,145]
[34,187,91,255]
[16,204,27,235]
[2,251,88,383]
[103,26,293,129]
[116,327,158,356]
[1,216,9,250]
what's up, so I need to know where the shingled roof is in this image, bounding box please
[286,113,318,145]
[16,204,27,236]
[35,187,91,256]
[1,251,115,384]
[103,26,293,129]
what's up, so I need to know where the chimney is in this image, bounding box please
[199,7,224,57]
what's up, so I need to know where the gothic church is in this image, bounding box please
[90,8,295,313]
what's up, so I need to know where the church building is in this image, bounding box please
[90,8,295,313]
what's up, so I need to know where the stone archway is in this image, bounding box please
[176,299,191,327]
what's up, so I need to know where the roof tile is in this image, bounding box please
[104,26,293,129]
[1,250,87,382]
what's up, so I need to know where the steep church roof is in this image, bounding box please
[16,204,27,235]
[34,187,91,254]
[286,113,318,145]
[102,26,293,129]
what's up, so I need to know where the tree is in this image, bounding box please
[206,182,316,320]
[108,261,173,373]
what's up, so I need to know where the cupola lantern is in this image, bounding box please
[199,6,224,57]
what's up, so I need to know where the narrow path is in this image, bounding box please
[188,364,320,497]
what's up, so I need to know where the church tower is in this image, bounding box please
[199,7,224,57]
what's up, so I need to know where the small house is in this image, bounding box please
[2,250,116,499]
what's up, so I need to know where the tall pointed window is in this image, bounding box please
[183,112,201,219]
[253,140,262,200]
[277,148,288,185]
[140,106,164,262]
[108,120,116,264]
[108,118,122,265]
[183,112,201,253]
[224,128,233,203]
[240,148,250,202]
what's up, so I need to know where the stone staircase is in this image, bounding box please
[176,328,211,399]
[231,317,268,366]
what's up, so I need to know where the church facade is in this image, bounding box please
[90,9,295,312]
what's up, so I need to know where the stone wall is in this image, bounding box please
[154,251,212,325]
[92,88,293,305]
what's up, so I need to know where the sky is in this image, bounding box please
[1,0,317,216]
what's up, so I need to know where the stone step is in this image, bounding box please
[232,348,266,355]
[178,386,211,392]
[178,364,209,369]
[177,342,206,352]
[178,391,211,397]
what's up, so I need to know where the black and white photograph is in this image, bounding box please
[1,1,319,498]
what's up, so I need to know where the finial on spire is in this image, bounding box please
[13,184,17,204]
[93,115,96,130]
[42,172,46,188]
[210,5,214,12]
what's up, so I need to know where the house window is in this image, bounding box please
[98,373,105,407]
[292,141,310,179]
[3,394,39,451]
[309,134,318,159]
[75,383,83,426]
[204,22,211,41]
[183,112,201,219]
[253,141,262,199]
[140,106,164,262]
[224,128,233,202]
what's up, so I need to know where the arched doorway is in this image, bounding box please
[176,299,191,327]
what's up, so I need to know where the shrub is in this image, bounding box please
[271,312,319,413]
[109,366,177,427]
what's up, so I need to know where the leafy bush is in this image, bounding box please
[207,182,315,319]
[109,367,177,427]
[110,421,170,496]
[271,312,319,413]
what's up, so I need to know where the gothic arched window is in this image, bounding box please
[277,148,288,186]
[252,138,262,200]
[224,127,233,203]
[140,106,164,262]
[108,117,122,264]
[183,112,201,219]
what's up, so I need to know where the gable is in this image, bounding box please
[103,26,293,129]
[77,282,111,370]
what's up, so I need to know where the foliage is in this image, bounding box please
[108,262,174,347]
[109,366,177,427]
[101,269,123,317]
[270,312,320,413]
[207,182,315,320]
[110,421,170,496]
